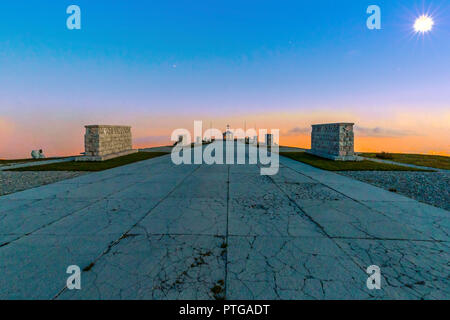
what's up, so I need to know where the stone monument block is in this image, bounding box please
[76,125,137,162]
[308,123,357,161]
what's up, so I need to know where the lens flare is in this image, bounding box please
[414,15,434,33]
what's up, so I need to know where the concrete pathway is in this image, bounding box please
[0,142,448,299]
[0,157,76,171]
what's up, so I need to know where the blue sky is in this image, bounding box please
[0,1,449,157]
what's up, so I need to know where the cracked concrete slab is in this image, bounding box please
[0,199,38,213]
[227,236,370,300]
[134,197,227,236]
[335,239,450,299]
[228,193,324,237]
[55,181,138,199]
[1,183,85,200]
[297,200,428,240]
[277,182,347,202]
[0,234,116,299]
[361,201,450,241]
[58,235,226,300]
[33,198,158,236]
[0,142,448,299]
[170,175,227,200]
[270,167,317,184]
[0,199,97,246]
[107,180,181,200]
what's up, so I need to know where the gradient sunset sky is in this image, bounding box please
[1,0,449,158]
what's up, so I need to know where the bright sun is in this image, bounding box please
[414,15,434,33]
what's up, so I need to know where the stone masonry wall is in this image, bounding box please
[310,123,355,160]
[84,125,132,157]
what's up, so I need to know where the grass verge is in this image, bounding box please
[280,152,433,172]
[360,152,450,170]
[0,157,69,165]
[6,152,169,172]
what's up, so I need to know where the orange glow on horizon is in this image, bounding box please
[1,112,449,159]
[281,135,449,157]
[3,135,447,160]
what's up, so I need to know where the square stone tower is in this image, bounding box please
[309,123,356,161]
[77,125,137,161]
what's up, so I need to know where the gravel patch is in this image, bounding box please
[0,171,87,196]
[339,171,450,211]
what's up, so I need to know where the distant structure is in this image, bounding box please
[308,123,356,161]
[176,134,189,146]
[223,124,233,140]
[31,149,45,159]
[77,125,137,161]
[265,134,273,146]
